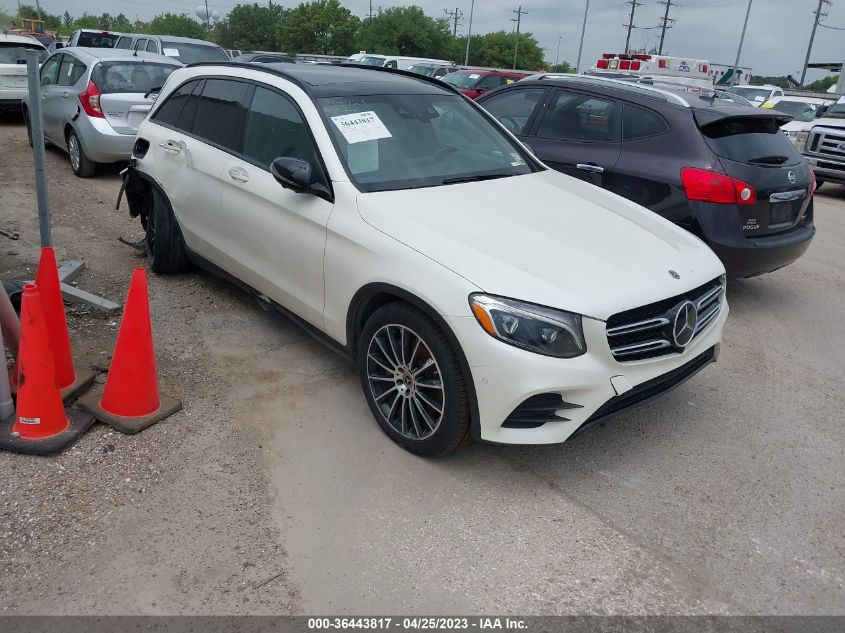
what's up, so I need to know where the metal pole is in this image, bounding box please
[658,0,672,55]
[624,1,639,54]
[26,49,51,248]
[733,0,753,80]
[204,0,211,31]
[576,0,589,73]
[836,55,845,95]
[512,5,525,70]
[464,0,474,65]
[554,36,561,68]
[800,0,828,87]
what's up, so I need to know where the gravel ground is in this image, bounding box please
[0,111,842,615]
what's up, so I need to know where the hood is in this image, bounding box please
[356,170,725,321]
[810,117,845,130]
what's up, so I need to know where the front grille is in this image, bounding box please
[808,129,845,161]
[571,346,716,439]
[606,277,723,361]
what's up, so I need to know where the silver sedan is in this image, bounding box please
[23,47,182,177]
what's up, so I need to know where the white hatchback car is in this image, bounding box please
[125,63,728,455]
[0,34,48,112]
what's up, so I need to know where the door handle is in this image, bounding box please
[158,140,184,154]
[576,163,604,174]
[228,166,249,183]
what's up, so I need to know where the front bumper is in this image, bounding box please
[73,115,135,163]
[446,299,728,445]
[804,155,845,186]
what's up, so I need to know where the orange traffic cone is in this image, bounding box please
[9,247,95,402]
[0,285,94,455]
[78,268,181,433]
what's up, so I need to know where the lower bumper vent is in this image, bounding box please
[502,393,582,429]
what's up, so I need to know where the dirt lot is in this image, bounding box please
[0,112,842,615]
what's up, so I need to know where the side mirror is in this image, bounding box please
[271,157,311,192]
[816,105,829,118]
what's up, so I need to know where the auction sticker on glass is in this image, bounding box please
[331,111,392,144]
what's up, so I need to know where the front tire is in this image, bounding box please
[357,302,471,456]
[146,187,190,274]
[67,130,95,178]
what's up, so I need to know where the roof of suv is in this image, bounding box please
[188,61,458,97]
[513,74,793,125]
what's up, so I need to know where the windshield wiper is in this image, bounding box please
[442,172,514,185]
[748,155,788,165]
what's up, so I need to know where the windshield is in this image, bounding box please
[442,71,482,90]
[358,56,386,67]
[726,86,773,103]
[701,117,803,165]
[768,100,820,122]
[318,93,536,193]
[160,41,228,64]
[91,62,177,94]
[407,64,436,77]
[0,43,48,64]
[76,32,119,47]
[826,100,845,119]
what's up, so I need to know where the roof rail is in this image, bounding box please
[529,73,691,107]
[338,62,460,95]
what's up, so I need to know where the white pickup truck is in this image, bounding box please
[797,95,845,188]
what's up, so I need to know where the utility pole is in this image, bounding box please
[623,0,641,54]
[576,0,590,72]
[444,7,463,37]
[464,0,475,65]
[511,5,527,70]
[555,35,562,68]
[34,0,43,20]
[800,0,831,87]
[657,0,675,55]
[368,0,373,20]
[732,0,753,82]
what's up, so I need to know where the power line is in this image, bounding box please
[800,0,832,85]
[657,0,676,55]
[623,0,641,54]
[443,7,462,37]
[511,4,526,70]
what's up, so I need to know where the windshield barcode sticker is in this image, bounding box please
[163,48,180,57]
[331,111,392,144]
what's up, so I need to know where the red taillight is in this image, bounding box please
[699,64,708,73]
[631,61,641,70]
[596,59,608,69]
[78,80,104,118]
[659,59,669,68]
[619,60,631,70]
[633,54,651,60]
[680,167,757,205]
[602,53,614,59]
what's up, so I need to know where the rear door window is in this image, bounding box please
[0,43,48,64]
[146,40,159,53]
[134,39,148,52]
[152,79,202,130]
[536,90,621,143]
[192,78,252,153]
[57,55,86,87]
[76,32,118,48]
[40,55,61,85]
[477,75,504,91]
[479,87,546,135]
[623,104,669,140]
[114,37,133,50]
[700,117,802,165]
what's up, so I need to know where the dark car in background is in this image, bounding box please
[477,75,816,278]
[442,69,531,99]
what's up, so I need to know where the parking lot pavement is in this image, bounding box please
[0,115,843,615]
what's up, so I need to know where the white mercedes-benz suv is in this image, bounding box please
[124,62,728,455]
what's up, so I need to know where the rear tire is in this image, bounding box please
[146,187,190,274]
[357,302,472,456]
[67,130,95,178]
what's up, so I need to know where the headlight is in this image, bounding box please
[469,294,586,358]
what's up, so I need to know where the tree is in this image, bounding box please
[147,13,207,39]
[0,8,13,28]
[111,13,133,32]
[357,6,451,58]
[225,2,286,51]
[547,61,575,74]
[807,75,838,92]
[456,31,545,70]
[277,0,358,55]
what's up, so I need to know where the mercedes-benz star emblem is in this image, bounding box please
[671,300,698,348]
[669,270,680,279]
[787,170,796,184]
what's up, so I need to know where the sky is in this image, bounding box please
[3,0,844,80]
